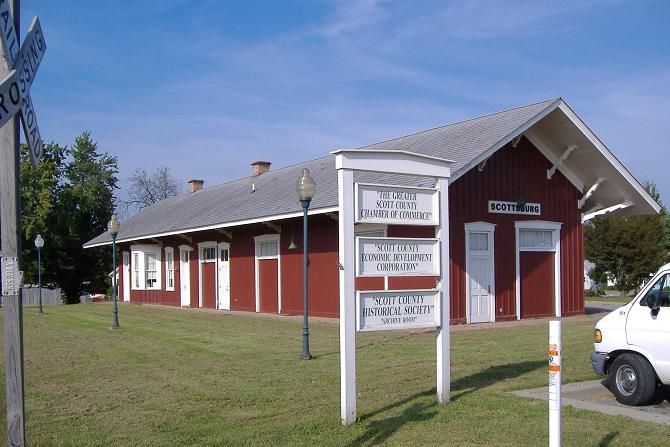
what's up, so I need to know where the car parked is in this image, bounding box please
[591,262,670,405]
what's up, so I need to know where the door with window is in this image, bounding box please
[217,242,231,310]
[179,247,191,306]
[200,244,217,308]
[255,236,280,314]
[467,226,494,323]
[516,225,560,318]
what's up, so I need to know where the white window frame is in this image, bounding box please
[514,221,562,319]
[130,244,162,291]
[165,247,175,291]
[465,222,496,324]
[254,234,281,313]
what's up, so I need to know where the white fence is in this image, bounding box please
[20,286,62,306]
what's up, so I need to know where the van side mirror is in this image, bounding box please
[647,294,660,316]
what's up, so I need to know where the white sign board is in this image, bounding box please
[488,200,541,216]
[356,236,439,277]
[356,183,438,225]
[357,289,441,331]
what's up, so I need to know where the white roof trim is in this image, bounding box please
[524,129,584,192]
[450,98,562,181]
[83,206,340,248]
[557,102,660,214]
[582,201,633,223]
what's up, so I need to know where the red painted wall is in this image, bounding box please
[448,137,584,323]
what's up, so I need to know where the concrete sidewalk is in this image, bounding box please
[512,380,670,425]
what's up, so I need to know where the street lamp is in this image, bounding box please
[108,214,121,328]
[34,234,44,314]
[296,168,316,360]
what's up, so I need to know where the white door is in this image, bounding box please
[627,271,670,381]
[467,231,494,323]
[179,248,191,307]
[217,242,231,310]
[122,252,130,302]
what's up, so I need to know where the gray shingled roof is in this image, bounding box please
[85,98,559,247]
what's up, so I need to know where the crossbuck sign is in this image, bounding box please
[0,0,46,166]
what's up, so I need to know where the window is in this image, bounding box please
[201,247,216,261]
[641,273,670,307]
[259,241,278,257]
[145,253,158,288]
[220,249,229,262]
[165,248,175,291]
[519,229,553,249]
[133,253,140,289]
[469,232,489,251]
[130,244,162,290]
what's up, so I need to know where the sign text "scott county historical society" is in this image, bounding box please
[357,289,440,331]
[356,183,438,225]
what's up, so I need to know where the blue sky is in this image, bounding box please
[24,0,670,206]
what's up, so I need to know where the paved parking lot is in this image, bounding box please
[512,380,670,425]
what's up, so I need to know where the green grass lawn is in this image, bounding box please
[1,304,668,446]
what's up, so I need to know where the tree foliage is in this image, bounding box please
[20,131,118,303]
[119,165,182,216]
[585,182,669,294]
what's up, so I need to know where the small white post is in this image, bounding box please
[436,177,450,403]
[338,167,357,425]
[548,320,561,447]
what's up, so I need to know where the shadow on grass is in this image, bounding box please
[348,360,545,445]
[598,431,619,446]
[348,390,437,447]
[451,360,546,400]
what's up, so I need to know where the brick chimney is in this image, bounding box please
[187,179,204,193]
[251,161,271,176]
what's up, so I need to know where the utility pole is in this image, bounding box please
[0,0,26,445]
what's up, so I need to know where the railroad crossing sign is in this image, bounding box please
[0,0,46,166]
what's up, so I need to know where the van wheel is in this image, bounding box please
[610,354,657,406]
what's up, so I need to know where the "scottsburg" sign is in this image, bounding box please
[488,200,541,216]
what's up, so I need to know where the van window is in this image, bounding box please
[640,273,670,307]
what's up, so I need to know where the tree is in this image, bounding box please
[19,131,119,303]
[585,182,668,294]
[19,142,67,288]
[119,165,182,216]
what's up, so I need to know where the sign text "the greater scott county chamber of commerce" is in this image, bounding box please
[356,183,438,225]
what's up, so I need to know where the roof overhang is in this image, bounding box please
[523,100,660,219]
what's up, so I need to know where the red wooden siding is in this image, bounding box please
[449,137,584,323]
[520,251,555,317]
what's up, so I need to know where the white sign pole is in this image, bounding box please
[436,177,450,403]
[549,321,562,447]
[338,167,357,426]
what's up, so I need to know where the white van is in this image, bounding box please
[591,262,670,405]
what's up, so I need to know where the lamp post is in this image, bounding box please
[296,168,316,360]
[34,234,44,314]
[108,215,121,328]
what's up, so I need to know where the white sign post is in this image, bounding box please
[334,149,452,425]
[549,321,562,447]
